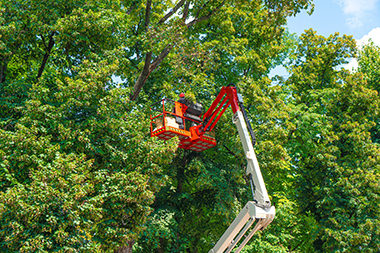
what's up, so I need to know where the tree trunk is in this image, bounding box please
[37,32,55,79]
[0,58,9,84]
[158,237,165,253]
[114,240,135,253]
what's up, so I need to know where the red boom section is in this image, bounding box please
[199,85,240,134]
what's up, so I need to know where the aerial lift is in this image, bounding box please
[150,84,275,253]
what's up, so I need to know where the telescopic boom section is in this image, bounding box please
[206,85,275,253]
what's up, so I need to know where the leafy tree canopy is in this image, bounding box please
[2,0,380,253]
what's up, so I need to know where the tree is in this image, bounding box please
[0,0,320,252]
[0,0,126,126]
[0,1,176,251]
[0,58,178,252]
[284,29,380,252]
[131,1,317,251]
[357,42,380,144]
[125,0,314,101]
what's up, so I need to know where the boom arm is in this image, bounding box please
[200,85,275,253]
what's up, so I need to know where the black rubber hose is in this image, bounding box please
[249,174,257,203]
[239,102,256,146]
[227,83,256,146]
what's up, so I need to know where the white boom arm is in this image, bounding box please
[209,110,275,253]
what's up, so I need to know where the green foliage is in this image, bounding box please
[0,153,101,252]
[283,29,380,252]
[358,42,380,144]
[3,0,380,252]
[243,195,319,253]
[0,59,177,251]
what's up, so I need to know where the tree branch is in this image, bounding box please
[149,44,172,72]
[37,32,55,79]
[126,1,137,15]
[186,0,226,28]
[158,0,186,24]
[145,0,152,31]
[127,57,140,71]
[195,1,210,19]
[40,34,48,49]
[129,44,173,101]
[129,0,226,100]
[291,239,304,252]
[130,52,152,101]
[182,1,190,20]
[223,144,240,160]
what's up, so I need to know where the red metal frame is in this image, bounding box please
[201,85,240,131]
[150,99,192,141]
[150,86,240,152]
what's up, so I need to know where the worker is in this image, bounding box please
[177,93,202,128]
[178,93,186,104]
[176,93,186,129]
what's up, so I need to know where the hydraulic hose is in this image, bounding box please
[229,83,261,204]
[227,83,256,146]
[239,102,256,146]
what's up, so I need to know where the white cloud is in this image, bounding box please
[335,0,379,27]
[346,17,362,28]
[344,27,380,70]
[357,27,380,46]
[345,58,358,71]
[337,0,378,15]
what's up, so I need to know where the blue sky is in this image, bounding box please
[272,0,380,76]
[288,0,380,39]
